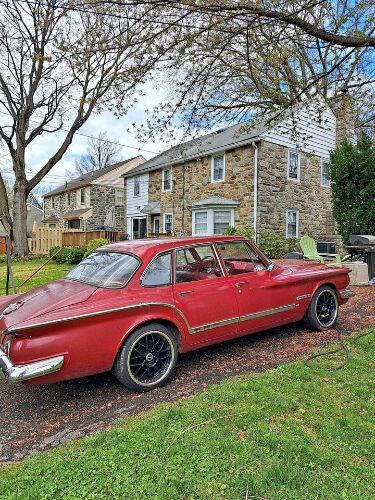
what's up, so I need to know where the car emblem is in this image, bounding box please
[2,302,23,315]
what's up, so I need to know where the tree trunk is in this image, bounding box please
[12,178,29,257]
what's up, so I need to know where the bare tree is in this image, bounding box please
[70,132,123,177]
[0,0,176,256]
[97,1,375,140]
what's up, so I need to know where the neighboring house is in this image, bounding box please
[43,156,145,231]
[122,94,354,250]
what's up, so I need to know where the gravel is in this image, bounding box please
[0,286,373,462]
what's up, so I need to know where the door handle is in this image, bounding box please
[235,281,247,288]
[179,290,193,297]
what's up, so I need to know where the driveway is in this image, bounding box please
[0,286,374,462]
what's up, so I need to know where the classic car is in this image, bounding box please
[0,236,354,391]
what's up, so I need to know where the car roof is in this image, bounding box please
[101,235,249,259]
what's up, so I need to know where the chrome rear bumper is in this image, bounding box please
[339,288,356,299]
[0,349,64,382]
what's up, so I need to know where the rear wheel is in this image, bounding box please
[303,286,338,331]
[113,323,178,392]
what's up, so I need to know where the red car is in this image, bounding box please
[0,236,354,391]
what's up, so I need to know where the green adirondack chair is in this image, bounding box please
[299,235,342,266]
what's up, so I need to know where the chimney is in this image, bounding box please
[330,90,355,146]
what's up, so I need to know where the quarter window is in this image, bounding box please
[211,154,225,182]
[288,151,300,181]
[133,176,140,197]
[142,253,172,286]
[321,160,331,187]
[162,168,172,191]
[164,213,173,234]
[175,245,223,283]
[286,210,299,238]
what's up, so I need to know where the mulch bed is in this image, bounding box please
[0,286,374,462]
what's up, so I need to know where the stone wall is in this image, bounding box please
[257,141,341,247]
[147,146,255,236]
[146,140,341,248]
[330,92,355,145]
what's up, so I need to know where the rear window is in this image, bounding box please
[66,251,140,288]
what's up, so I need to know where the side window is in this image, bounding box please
[288,150,300,181]
[175,245,223,283]
[141,253,172,287]
[216,241,266,275]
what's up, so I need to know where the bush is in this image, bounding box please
[285,237,298,253]
[223,226,255,240]
[84,238,109,258]
[258,231,286,259]
[49,246,62,260]
[64,247,86,264]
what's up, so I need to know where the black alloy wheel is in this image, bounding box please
[303,285,338,331]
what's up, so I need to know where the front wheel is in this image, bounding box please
[113,323,178,392]
[303,285,339,331]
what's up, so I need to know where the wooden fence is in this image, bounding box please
[62,230,120,248]
[29,227,121,254]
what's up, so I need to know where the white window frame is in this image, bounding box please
[321,158,331,188]
[287,150,300,182]
[133,176,141,197]
[211,154,226,183]
[115,188,125,206]
[192,208,234,236]
[285,209,299,238]
[193,210,209,236]
[162,168,172,192]
[163,212,173,233]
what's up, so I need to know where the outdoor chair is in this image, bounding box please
[299,235,342,266]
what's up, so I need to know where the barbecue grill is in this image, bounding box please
[345,235,375,280]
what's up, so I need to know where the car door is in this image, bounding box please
[173,244,239,344]
[215,240,298,336]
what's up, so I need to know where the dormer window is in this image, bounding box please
[211,154,225,183]
[162,168,172,192]
[134,176,140,197]
[287,150,300,181]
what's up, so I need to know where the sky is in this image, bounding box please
[0,81,177,194]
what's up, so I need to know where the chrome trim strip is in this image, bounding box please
[296,294,312,301]
[0,349,64,382]
[7,302,191,334]
[339,289,355,299]
[190,303,297,334]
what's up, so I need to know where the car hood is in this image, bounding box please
[0,279,96,330]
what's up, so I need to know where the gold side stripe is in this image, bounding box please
[190,303,297,334]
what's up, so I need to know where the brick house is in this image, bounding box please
[43,156,145,231]
[122,95,353,251]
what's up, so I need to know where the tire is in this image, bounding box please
[303,285,339,331]
[113,322,179,392]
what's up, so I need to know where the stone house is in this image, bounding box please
[43,156,145,231]
[122,94,354,251]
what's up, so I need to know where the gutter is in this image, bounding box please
[252,141,259,241]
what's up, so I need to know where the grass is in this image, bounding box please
[0,329,374,499]
[0,257,73,296]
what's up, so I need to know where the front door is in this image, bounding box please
[215,240,298,335]
[132,217,147,239]
[173,244,239,344]
[153,217,160,236]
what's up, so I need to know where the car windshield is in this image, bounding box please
[66,251,140,288]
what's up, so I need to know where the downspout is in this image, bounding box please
[252,141,258,242]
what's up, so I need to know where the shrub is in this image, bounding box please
[223,226,255,240]
[65,247,86,264]
[258,231,286,259]
[84,238,109,258]
[285,237,298,253]
[223,226,237,235]
[49,246,62,260]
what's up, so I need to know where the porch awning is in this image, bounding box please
[63,208,92,220]
[141,201,161,214]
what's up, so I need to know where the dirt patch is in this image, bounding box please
[0,286,373,462]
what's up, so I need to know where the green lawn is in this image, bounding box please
[0,258,73,296]
[0,329,374,499]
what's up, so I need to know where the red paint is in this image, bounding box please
[0,236,351,385]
